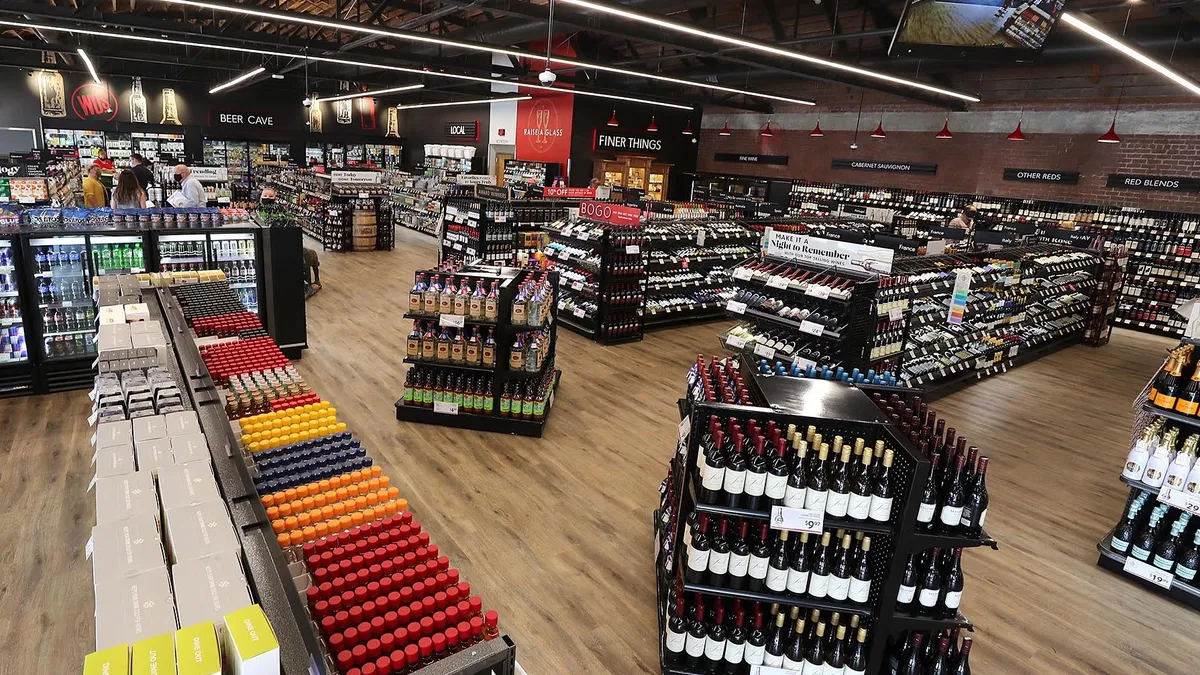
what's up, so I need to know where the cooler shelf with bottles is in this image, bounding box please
[25,234,97,390]
[396,261,561,437]
[1100,341,1200,609]
[90,234,148,276]
[210,232,260,314]
[0,236,33,396]
[656,358,995,675]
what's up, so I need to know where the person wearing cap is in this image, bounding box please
[949,206,978,236]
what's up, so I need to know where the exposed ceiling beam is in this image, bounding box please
[760,0,786,42]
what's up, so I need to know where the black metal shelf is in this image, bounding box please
[910,526,998,550]
[1096,531,1200,610]
[683,582,873,617]
[889,609,975,632]
[402,357,496,373]
[402,312,501,328]
[395,370,561,438]
[1139,400,1200,431]
[741,307,843,340]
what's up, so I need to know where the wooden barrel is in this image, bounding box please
[352,209,377,251]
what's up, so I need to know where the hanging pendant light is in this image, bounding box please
[682,120,694,135]
[871,120,886,138]
[647,116,658,132]
[607,110,619,127]
[719,120,732,136]
[935,115,953,140]
[1098,119,1121,143]
[810,117,824,137]
[760,120,775,137]
[1007,119,1027,141]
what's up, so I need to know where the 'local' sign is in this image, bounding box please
[445,121,479,140]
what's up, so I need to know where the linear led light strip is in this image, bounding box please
[76,48,101,85]
[395,95,531,110]
[209,66,266,93]
[151,0,814,105]
[557,0,980,103]
[315,83,425,102]
[0,20,697,110]
[1061,12,1200,98]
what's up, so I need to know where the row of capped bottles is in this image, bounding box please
[1148,343,1200,415]
[1110,490,1200,582]
[895,547,966,619]
[406,322,497,367]
[409,273,503,320]
[884,629,973,675]
[687,355,753,405]
[1122,417,1200,494]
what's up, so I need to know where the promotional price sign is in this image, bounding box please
[577,201,642,226]
[543,187,596,199]
[769,505,824,534]
[947,269,972,325]
[763,230,894,275]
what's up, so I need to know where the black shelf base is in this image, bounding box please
[1096,532,1200,610]
[395,371,561,437]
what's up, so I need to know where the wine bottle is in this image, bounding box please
[700,429,727,504]
[899,632,924,675]
[723,432,748,508]
[703,603,728,672]
[808,531,833,599]
[744,435,769,511]
[728,520,751,590]
[785,531,811,596]
[939,455,968,531]
[1153,515,1190,571]
[664,590,688,664]
[722,603,748,675]
[765,436,791,506]
[708,519,732,586]
[917,547,943,616]
[926,635,951,675]
[685,514,712,585]
[763,611,787,667]
[782,618,806,671]
[1175,531,1200,582]
[1131,505,1167,561]
[827,534,853,601]
[1165,435,1196,491]
[804,443,830,513]
[1178,363,1200,414]
[824,624,847,675]
[940,548,964,619]
[1110,497,1145,554]
[869,448,895,523]
[744,603,767,668]
[960,456,990,535]
[1188,453,1200,495]
[845,627,868,675]
[748,523,772,592]
[949,635,972,675]
[1153,356,1186,409]
[684,597,707,667]
[917,453,941,530]
[826,445,852,518]
[897,553,918,611]
[847,446,873,521]
[765,529,790,593]
[848,536,872,604]
[804,621,827,674]
[1144,430,1175,488]
[783,434,809,508]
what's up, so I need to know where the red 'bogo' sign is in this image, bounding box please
[578,201,642,226]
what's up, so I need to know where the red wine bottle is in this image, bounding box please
[917,547,943,616]
[728,520,751,590]
[699,429,726,504]
[927,635,951,675]
[949,635,972,675]
[917,453,941,531]
[897,553,918,611]
[685,514,711,585]
[899,631,924,675]
[765,436,791,506]
[744,603,767,668]
[722,602,747,675]
[723,432,748,508]
[960,457,990,535]
[703,603,728,672]
[939,455,968,531]
[707,518,731,586]
[765,529,790,593]
[684,595,707,668]
[664,589,688,664]
[748,523,771,592]
[940,548,965,619]
[744,435,769,511]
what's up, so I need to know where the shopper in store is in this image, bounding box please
[92,148,115,174]
[949,206,978,236]
[111,169,147,210]
[129,153,154,193]
[82,164,107,207]
[170,163,206,207]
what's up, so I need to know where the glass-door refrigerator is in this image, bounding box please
[0,238,30,366]
[210,231,260,314]
[157,233,209,273]
[90,234,148,276]
[27,234,96,363]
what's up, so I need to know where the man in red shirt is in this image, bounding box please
[91,148,115,173]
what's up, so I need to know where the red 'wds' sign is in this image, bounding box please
[71,84,118,122]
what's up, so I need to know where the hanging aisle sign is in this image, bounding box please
[713,153,789,165]
[831,159,937,175]
[444,121,479,140]
[1003,168,1080,185]
[329,170,382,185]
[763,229,894,275]
[1106,174,1200,192]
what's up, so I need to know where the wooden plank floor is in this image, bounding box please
[1,226,1196,674]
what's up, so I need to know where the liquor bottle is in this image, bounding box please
[1110,496,1146,554]
[1176,531,1200,582]
[684,598,707,668]
[917,547,943,616]
[783,434,808,508]
[804,443,830,513]
[664,594,688,665]
[700,429,727,505]
[1143,431,1176,488]
[703,604,728,673]
[424,275,442,314]
[1153,357,1186,409]
[1176,364,1200,415]
[1165,436,1197,491]
[744,604,767,668]
[685,514,711,585]
[848,536,872,603]
[723,433,748,508]
[728,520,751,590]
[707,519,732,586]
[960,457,990,534]
[804,621,826,674]
[949,635,972,675]
[748,523,771,592]
[897,553,918,611]
[785,531,810,596]
[765,436,791,506]
[826,445,852,518]
[482,328,497,367]
[808,531,833,599]
[899,632,924,675]
[827,534,853,601]
[1131,505,1167,561]
[940,548,964,618]
[131,79,148,127]
[744,435,769,511]
[869,448,895,522]
[847,447,873,521]
[485,281,500,320]
[763,612,786,668]
[765,529,790,593]
[845,627,868,675]
[939,455,968,531]
[723,604,748,674]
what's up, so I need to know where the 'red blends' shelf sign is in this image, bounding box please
[515,91,573,166]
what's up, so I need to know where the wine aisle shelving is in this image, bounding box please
[396,261,561,437]
[643,220,758,330]
[656,358,995,675]
[440,194,514,264]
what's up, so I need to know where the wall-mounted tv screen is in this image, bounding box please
[889,0,1067,61]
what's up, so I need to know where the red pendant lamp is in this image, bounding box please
[1098,118,1121,144]
[760,120,775,138]
[871,114,886,138]
[607,110,619,127]
[719,120,732,136]
[682,120,693,135]
[935,114,953,140]
[1007,118,1027,141]
[810,116,824,137]
[647,116,658,132]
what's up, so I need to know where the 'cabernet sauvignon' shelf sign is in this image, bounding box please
[713,153,789,165]
[1106,174,1200,192]
[1003,168,1080,185]
[831,159,937,175]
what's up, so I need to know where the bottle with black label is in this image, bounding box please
[707,519,732,585]
[728,520,751,590]
[785,531,810,596]
[765,529,790,593]
[808,531,833,599]
[917,547,943,616]
[748,522,772,592]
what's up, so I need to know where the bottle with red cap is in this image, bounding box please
[483,610,499,641]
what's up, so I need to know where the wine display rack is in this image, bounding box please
[439,195,515,265]
[262,169,393,252]
[655,361,996,675]
[396,263,561,437]
[544,217,646,345]
[643,220,758,330]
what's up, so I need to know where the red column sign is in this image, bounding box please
[515,91,573,166]
[578,201,642,226]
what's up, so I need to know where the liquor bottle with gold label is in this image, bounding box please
[161,88,181,125]
[1152,356,1186,409]
[129,77,148,124]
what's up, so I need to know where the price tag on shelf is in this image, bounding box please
[1008,345,1019,358]
[726,300,747,315]
[559,250,571,260]
[749,666,792,675]
[432,401,459,415]
[888,308,904,321]
[799,320,825,337]
[452,242,462,251]
[1158,486,1200,516]
[677,415,691,458]
[573,307,586,318]
[571,281,584,291]
[439,314,466,328]
[577,232,588,241]
[766,275,790,290]
[793,356,816,371]
[495,216,508,223]
[731,267,754,281]
[725,335,747,349]
[1123,556,1174,589]
[769,505,824,534]
[695,230,706,247]
[805,284,831,299]
[753,343,776,360]
[625,245,641,255]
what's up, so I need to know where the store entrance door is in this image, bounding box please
[494,153,512,186]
